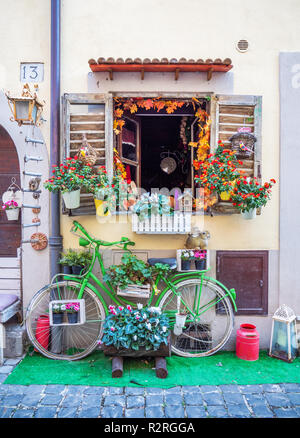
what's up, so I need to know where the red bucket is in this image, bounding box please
[236,323,259,361]
[35,314,50,351]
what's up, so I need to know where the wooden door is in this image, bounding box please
[216,251,268,315]
[0,125,21,257]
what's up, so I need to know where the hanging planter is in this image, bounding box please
[62,189,81,209]
[241,208,257,220]
[5,207,20,221]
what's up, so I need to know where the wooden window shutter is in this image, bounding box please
[61,93,113,215]
[210,94,262,215]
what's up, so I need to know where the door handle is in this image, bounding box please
[259,280,263,287]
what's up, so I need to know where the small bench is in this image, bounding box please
[0,294,21,365]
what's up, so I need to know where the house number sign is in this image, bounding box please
[20,63,44,83]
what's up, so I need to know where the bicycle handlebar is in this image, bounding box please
[71,220,135,249]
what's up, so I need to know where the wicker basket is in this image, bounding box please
[77,134,98,166]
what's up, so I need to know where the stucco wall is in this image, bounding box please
[1,0,299,330]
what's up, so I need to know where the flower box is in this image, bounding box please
[49,299,85,326]
[116,283,151,299]
[102,335,171,358]
[176,249,210,271]
[132,212,192,234]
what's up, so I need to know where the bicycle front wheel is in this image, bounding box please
[26,280,106,360]
[158,278,234,357]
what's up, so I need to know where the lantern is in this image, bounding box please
[6,84,44,126]
[229,127,257,158]
[269,304,298,362]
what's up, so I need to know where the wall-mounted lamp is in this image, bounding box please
[6,83,44,126]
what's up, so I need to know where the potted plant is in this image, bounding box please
[231,177,276,219]
[101,304,170,352]
[65,302,80,324]
[174,307,188,336]
[195,142,241,199]
[52,302,66,324]
[194,250,207,270]
[44,155,94,209]
[180,250,194,270]
[103,252,171,291]
[59,249,93,275]
[133,192,174,222]
[2,199,20,220]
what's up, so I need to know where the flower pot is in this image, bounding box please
[62,265,72,275]
[5,208,19,221]
[67,313,78,324]
[176,313,187,328]
[181,260,191,271]
[72,265,85,275]
[94,199,111,217]
[195,259,206,270]
[52,313,64,325]
[219,191,231,201]
[62,189,80,209]
[241,208,256,220]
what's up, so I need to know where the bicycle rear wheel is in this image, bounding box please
[26,280,106,360]
[158,278,234,357]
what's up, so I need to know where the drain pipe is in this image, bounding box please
[49,0,63,278]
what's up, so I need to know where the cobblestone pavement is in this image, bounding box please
[1,357,300,418]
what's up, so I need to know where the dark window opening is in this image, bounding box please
[140,116,193,192]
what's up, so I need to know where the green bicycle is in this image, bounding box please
[26,220,237,360]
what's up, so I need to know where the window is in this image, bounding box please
[62,93,262,216]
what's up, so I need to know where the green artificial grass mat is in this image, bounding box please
[4,350,300,388]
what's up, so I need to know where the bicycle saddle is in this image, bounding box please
[147,258,177,269]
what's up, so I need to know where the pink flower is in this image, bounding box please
[110,327,115,332]
[118,306,124,311]
[127,305,132,312]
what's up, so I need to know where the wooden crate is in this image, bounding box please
[176,249,210,272]
[132,212,192,234]
[117,283,151,298]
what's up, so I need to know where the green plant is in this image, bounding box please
[59,248,93,267]
[44,155,94,194]
[195,142,241,195]
[101,304,170,351]
[103,252,171,290]
[133,192,173,222]
[52,303,66,313]
[181,250,194,261]
[231,177,276,213]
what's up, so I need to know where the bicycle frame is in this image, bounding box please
[59,231,237,322]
